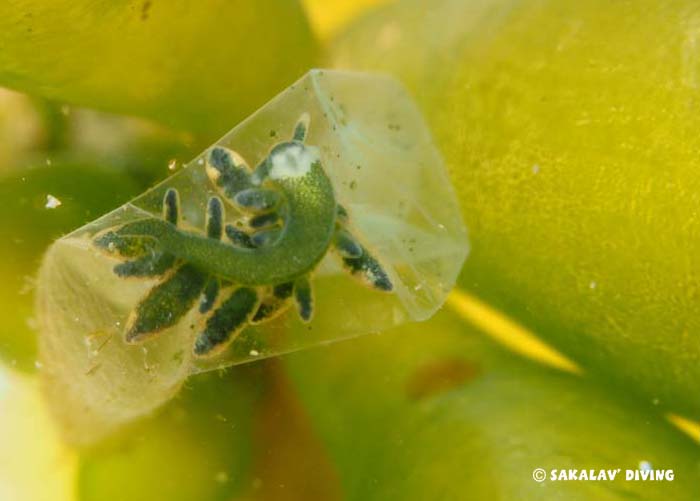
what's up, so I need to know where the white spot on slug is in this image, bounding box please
[269,144,319,180]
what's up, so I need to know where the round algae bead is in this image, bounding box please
[333,0,700,417]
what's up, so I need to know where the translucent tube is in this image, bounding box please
[36,70,469,443]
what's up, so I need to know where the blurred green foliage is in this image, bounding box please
[332,0,700,419]
[286,310,700,500]
[0,163,141,370]
[0,0,319,139]
[79,370,260,501]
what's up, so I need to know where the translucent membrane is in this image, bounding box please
[37,70,468,443]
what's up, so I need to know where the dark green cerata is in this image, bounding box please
[93,114,393,357]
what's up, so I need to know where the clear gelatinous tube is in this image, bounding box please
[36,70,469,443]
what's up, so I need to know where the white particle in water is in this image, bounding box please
[639,460,652,471]
[589,281,597,289]
[45,194,62,209]
[168,159,177,171]
[249,349,259,357]
[532,164,541,174]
